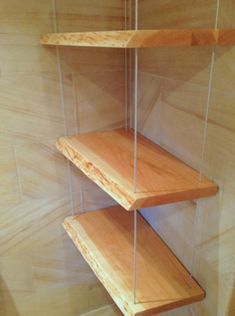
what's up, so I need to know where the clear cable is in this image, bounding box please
[133,48,138,192]
[129,0,132,28]
[52,0,75,216]
[199,49,216,180]
[133,0,138,305]
[199,0,220,180]
[129,0,133,127]
[72,74,85,214]
[135,0,138,29]
[190,52,215,279]
[190,0,221,283]
[214,0,221,30]
[129,52,133,127]
[133,0,138,192]
[133,210,138,303]
[189,201,200,286]
[124,0,128,130]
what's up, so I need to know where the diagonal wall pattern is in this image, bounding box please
[139,1,235,316]
[0,1,124,315]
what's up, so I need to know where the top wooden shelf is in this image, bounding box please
[56,129,218,211]
[41,29,235,48]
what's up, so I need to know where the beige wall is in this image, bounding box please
[0,1,123,315]
[138,1,235,316]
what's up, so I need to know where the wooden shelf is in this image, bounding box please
[57,129,218,211]
[64,206,205,316]
[41,29,235,48]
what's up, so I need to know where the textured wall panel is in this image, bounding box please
[0,1,123,315]
[139,1,235,316]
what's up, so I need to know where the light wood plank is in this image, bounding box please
[41,29,235,48]
[56,129,218,211]
[64,206,205,316]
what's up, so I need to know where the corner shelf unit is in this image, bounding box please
[64,206,205,316]
[56,129,217,211]
[41,24,225,316]
[41,29,235,47]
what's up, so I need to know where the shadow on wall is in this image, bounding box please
[0,277,20,316]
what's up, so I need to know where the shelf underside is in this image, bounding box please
[56,129,218,211]
[64,206,205,316]
[41,29,235,48]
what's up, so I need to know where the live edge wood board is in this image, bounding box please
[41,29,235,48]
[64,206,205,316]
[56,129,218,211]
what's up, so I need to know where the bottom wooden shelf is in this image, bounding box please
[64,206,205,316]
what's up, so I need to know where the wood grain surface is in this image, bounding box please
[64,206,205,316]
[41,29,235,48]
[56,129,218,210]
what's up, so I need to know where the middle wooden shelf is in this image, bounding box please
[57,128,218,211]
